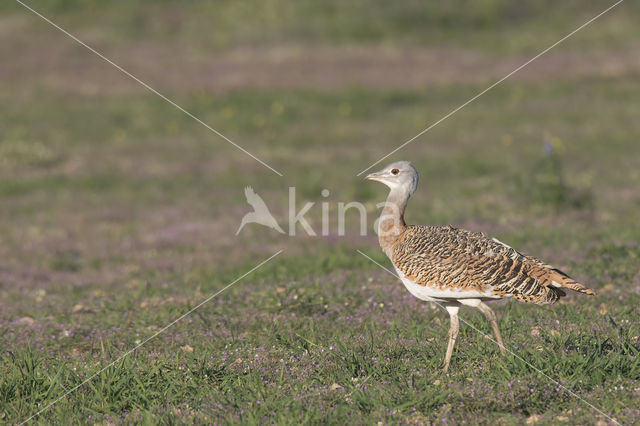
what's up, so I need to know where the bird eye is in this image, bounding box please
[391,168,399,175]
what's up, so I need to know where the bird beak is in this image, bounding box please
[365,171,386,182]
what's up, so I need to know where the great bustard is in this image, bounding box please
[366,161,595,372]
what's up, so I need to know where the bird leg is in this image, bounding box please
[476,301,506,355]
[443,305,460,373]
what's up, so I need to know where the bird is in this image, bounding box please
[236,186,285,235]
[366,161,595,372]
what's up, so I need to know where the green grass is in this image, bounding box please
[4,0,640,52]
[1,81,640,423]
[2,249,638,423]
[2,1,640,424]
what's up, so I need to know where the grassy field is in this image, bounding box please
[2,1,640,424]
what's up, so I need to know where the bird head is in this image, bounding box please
[365,161,419,196]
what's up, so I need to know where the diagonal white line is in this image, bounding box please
[356,249,620,425]
[20,249,284,425]
[356,0,625,176]
[15,0,284,177]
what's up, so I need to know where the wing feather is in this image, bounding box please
[392,225,594,304]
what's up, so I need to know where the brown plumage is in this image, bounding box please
[366,161,595,372]
[392,225,594,305]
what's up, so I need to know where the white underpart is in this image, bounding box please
[459,298,481,307]
[394,266,501,302]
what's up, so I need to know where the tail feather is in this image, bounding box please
[546,268,595,296]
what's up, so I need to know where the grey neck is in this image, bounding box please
[377,186,411,253]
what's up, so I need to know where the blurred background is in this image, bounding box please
[1,1,639,423]
[2,0,639,273]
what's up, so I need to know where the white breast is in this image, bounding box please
[394,266,500,302]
